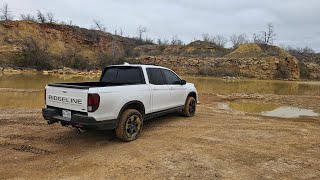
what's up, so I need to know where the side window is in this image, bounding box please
[146,68,165,85]
[162,69,181,85]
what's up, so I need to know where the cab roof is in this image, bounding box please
[109,63,168,69]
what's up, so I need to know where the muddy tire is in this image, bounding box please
[182,96,196,117]
[115,109,143,142]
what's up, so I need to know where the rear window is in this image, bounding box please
[101,67,144,84]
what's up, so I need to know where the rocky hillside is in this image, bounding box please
[133,43,302,79]
[0,20,147,70]
[0,20,319,79]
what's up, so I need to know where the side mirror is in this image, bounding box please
[180,80,187,85]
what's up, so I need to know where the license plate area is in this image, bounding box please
[62,110,71,119]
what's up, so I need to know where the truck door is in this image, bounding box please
[146,68,171,112]
[161,69,186,107]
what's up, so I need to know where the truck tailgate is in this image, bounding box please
[46,86,88,112]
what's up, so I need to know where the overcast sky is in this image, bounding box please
[2,0,320,51]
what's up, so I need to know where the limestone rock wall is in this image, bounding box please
[134,55,300,79]
[304,62,320,79]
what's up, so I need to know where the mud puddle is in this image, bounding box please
[218,102,319,118]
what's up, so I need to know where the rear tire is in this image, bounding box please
[115,109,143,142]
[182,96,196,117]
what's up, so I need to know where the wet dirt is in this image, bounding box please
[0,94,320,179]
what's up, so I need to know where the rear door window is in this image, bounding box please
[146,68,165,85]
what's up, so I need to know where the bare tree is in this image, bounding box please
[157,38,163,45]
[171,35,183,45]
[137,25,147,40]
[252,33,264,44]
[230,33,249,48]
[201,34,227,48]
[0,3,13,21]
[213,35,227,48]
[253,23,277,45]
[264,23,276,45]
[37,10,46,23]
[47,13,55,23]
[119,28,123,36]
[163,39,169,45]
[300,46,315,54]
[157,38,169,45]
[145,36,154,44]
[202,33,212,42]
[286,46,315,54]
[20,13,36,21]
[93,19,107,32]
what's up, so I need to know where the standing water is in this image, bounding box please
[1,73,320,109]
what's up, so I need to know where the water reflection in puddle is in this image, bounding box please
[218,102,319,118]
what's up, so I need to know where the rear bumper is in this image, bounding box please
[42,108,117,130]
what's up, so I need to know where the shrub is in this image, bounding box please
[97,51,112,69]
[275,62,290,79]
[299,63,310,79]
[19,37,53,70]
[73,54,89,70]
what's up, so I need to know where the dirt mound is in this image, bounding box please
[225,43,293,58]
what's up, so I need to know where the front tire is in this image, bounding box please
[115,109,143,142]
[182,96,196,117]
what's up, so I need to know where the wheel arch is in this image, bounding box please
[117,100,145,121]
[187,91,197,102]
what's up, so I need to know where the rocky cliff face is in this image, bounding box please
[288,51,320,79]
[0,20,145,66]
[0,21,311,80]
[133,44,300,79]
[304,62,320,79]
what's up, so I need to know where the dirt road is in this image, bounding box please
[0,94,320,179]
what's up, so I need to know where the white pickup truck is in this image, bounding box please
[42,63,198,141]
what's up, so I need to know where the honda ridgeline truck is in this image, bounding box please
[42,63,198,141]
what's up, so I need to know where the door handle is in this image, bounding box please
[169,87,174,90]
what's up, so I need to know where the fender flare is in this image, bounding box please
[116,100,145,122]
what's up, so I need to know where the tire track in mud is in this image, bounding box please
[0,142,52,155]
[0,88,43,92]
[0,119,47,126]
[0,117,47,127]
[1,134,77,146]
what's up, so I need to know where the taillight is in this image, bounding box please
[88,94,100,112]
